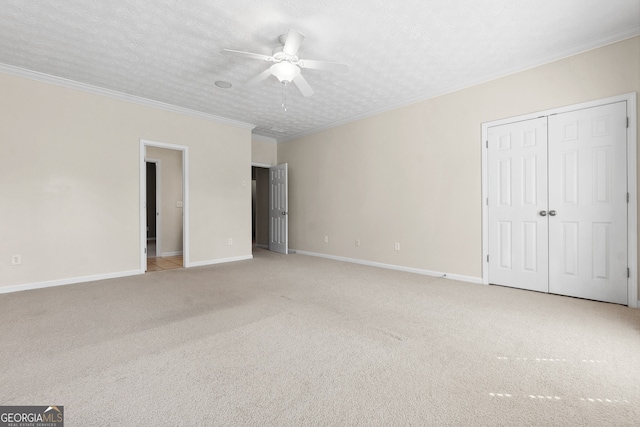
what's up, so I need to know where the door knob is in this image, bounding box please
[549,210,557,216]
[539,210,547,216]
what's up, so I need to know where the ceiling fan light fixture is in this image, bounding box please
[270,62,300,83]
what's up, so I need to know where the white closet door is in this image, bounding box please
[488,117,549,292]
[548,102,628,304]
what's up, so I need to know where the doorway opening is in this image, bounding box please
[140,139,189,272]
[252,163,289,254]
[146,159,160,258]
[252,165,270,251]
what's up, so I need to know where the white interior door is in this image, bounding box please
[548,102,628,304]
[269,163,288,254]
[488,117,549,292]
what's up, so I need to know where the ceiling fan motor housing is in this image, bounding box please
[272,46,298,62]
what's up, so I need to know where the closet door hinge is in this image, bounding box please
[144,248,147,254]
[627,267,630,278]
[627,117,630,128]
[627,192,630,203]
[487,255,489,263]
[486,141,488,149]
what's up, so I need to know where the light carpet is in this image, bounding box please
[1,248,639,426]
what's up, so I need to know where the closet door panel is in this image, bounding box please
[548,102,628,305]
[488,118,549,292]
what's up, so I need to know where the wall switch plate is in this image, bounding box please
[11,255,21,265]
[394,242,400,251]
[228,238,233,245]
[355,239,360,246]
[324,236,329,243]
[176,201,183,208]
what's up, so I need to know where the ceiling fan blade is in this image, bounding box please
[298,59,349,73]
[283,29,305,56]
[293,74,314,97]
[222,49,272,61]
[245,68,272,87]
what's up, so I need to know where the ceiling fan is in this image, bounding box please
[222,29,349,97]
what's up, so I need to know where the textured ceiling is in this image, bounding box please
[1,0,639,141]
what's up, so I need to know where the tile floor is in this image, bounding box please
[147,239,183,272]
[147,255,183,272]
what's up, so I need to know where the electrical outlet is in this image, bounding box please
[394,242,400,251]
[324,236,329,243]
[176,201,183,208]
[228,238,233,245]
[355,239,360,246]
[11,255,21,266]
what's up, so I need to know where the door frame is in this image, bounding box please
[252,163,272,250]
[140,139,190,271]
[145,157,161,258]
[481,92,637,308]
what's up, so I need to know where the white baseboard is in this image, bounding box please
[161,251,183,257]
[187,255,253,268]
[0,270,143,295]
[291,250,483,284]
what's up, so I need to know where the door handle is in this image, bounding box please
[281,211,288,215]
[539,210,547,216]
[549,210,557,216]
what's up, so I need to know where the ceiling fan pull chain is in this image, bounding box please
[282,82,288,112]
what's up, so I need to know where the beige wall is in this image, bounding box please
[0,72,252,289]
[278,37,640,290]
[252,138,277,166]
[146,146,183,256]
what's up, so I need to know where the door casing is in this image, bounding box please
[481,93,637,308]
[139,139,189,271]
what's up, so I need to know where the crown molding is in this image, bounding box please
[0,63,256,130]
[278,28,640,143]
